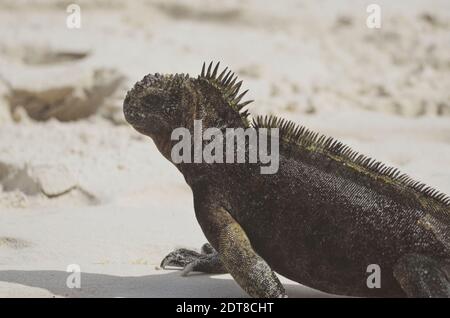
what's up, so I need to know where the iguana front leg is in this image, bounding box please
[196,204,287,298]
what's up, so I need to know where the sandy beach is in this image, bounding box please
[0,0,449,297]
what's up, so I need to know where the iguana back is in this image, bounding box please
[203,119,450,296]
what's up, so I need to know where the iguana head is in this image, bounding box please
[123,62,253,159]
[123,73,189,137]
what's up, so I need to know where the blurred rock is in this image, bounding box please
[0,162,77,197]
[31,164,77,197]
[6,67,125,122]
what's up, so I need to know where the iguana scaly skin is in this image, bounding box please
[123,62,450,298]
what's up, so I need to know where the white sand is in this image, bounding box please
[0,0,449,297]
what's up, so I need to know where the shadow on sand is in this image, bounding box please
[0,270,332,297]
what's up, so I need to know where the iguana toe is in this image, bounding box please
[180,262,197,276]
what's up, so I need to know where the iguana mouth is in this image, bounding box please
[123,99,165,131]
[122,92,142,126]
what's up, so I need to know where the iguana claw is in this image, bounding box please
[160,248,202,269]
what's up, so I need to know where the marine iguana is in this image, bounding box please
[123,62,450,298]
